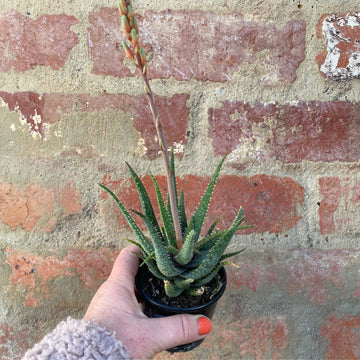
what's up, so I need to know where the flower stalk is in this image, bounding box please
[118,0,183,249]
[101,0,249,297]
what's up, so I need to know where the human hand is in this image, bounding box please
[84,245,212,359]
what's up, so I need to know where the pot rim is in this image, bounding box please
[135,266,227,312]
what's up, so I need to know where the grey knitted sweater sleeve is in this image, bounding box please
[22,317,132,360]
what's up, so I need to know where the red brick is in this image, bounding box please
[316,13,360,81]
[0,180,82,232]
[319,177,342,235]
[227,256,281,292]
[58,181,82,214]
[5,248,118,307]
[209,101,360,164]
[321,314,360,359]
[0,92,189,158]
[131,94,190,159]
[227,250,359,304]
[0,181,55,231]
[319,177,360,235]
[210,317,287,360]
[285,250,355,304]
[88,8,305,83]
[0,92,47,137]
[0,11,78,72]
[0,322,38,360]
[101,173,304,234]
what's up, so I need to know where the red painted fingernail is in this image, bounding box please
[198,317,212,336]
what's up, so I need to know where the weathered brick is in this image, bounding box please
[131,94,190,159]
[321,314,360,359]
[0,322,38,360]
[209,101,360,164]
[58,181,82,214]
[154,315,287,360]
[5,248,117,307]
[227,255,281,292]
[101,173,304,234]
[213,317,287,360]
[0,11,78,72]
[316,13,360,81]
[88,8,305,83]
[284,250,356,304]
[227,250,359,304]
[0,92,189,158]
[0,180,82,232]
[0,181,55,231]
[319,177,360,235]
[0,92,47,137]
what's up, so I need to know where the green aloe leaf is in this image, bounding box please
[182,208,244,280]
[166,246,179,256]
[150,172,176,248]
[174,229,196,265]
[190,262,224,288]
[220,248,246,261]
[125,238,149,257]
[178,189,187,236]
[174,277,194,289]
[99,183,153,255]
[189,155,227,243]
[164,280,183,297]
[194,229,226,254]
[190,233,223,268]
[126,162,163,241]
[138,251,156,267]
[132,210,182,278]
[145,258,168,280]
[206,216,222,237]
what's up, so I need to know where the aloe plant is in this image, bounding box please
[100,151,247,297]
[99,0,248,297]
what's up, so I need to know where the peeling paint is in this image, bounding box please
[317,13,360,81]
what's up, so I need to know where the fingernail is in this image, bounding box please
[198,316,212,336]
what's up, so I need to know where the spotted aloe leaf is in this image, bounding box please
[131,204,182,278]
[174,229,196,265]
[150,172,176,248]
[189,155,227,243]
[164,279,183,297]
[181,208,245,280]
[98,183,154,256]
[178,189,187,236]
[126,162,162,239]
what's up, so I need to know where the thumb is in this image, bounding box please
[145,314,212,353]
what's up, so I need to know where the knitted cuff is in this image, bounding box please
[22,317,131,360]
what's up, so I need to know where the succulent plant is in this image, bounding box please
[99,0,248,297]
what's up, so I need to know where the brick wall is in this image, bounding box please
[0,1,359,359]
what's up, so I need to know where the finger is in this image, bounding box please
[108,245,142,291]
[141,314,212,354]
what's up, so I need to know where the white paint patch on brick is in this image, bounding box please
[320,13,360,81]
[170,141,184,154]
[135,137,148,157]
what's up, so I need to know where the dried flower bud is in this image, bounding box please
[118,0,128,15]
[122,40,134,60]
[130,15,139,33]
[121,15,131,35]
[131,28,139,48]
[139,47,147,66]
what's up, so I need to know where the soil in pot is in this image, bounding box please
[135,265,227,353]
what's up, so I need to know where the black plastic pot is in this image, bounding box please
[135,265,227,353]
